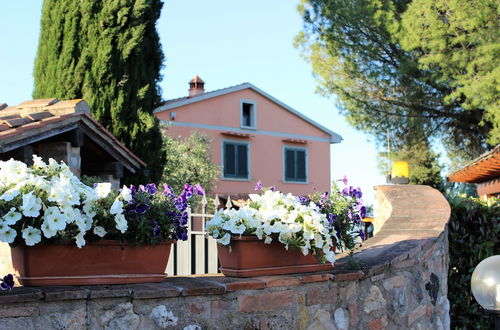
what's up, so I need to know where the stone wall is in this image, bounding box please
[0,185,451,329]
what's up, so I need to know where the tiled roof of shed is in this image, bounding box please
[447,144,500,183]
[0,99,146,171]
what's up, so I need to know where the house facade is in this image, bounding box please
[154,77,342,198]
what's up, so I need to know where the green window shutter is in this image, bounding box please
[224,143,235,176]
[296,150,306,181]
[285,149,295,180]
[237,144,248,177]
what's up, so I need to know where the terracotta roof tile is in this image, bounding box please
[0,114,21,121]
[2,117,33,128]
[27,112,54,121]
[17,98,58,108]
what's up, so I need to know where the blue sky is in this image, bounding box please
[0,1,386,205]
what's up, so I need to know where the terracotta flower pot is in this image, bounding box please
[217,236,334,277]
[11,240,174,286]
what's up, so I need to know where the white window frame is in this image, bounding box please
[282,145,308,184]
[240,99,257,129]
[221,139,251,181]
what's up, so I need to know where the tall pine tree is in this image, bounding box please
[33,0,165,184]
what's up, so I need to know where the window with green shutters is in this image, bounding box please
[222,141,249,179]
[284,147,307,182]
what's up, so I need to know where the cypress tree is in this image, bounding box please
[33,0,165,184]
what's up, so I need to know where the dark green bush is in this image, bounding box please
[448,196,500,329]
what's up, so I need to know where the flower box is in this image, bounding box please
[217,236,333,277]
[11,240,174,286]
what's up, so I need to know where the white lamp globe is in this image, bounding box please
[471,255,500,311]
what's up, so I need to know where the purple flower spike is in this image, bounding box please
[0,274,14,290]
[255,181,263,191]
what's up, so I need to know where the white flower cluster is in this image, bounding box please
[0,156,129,248]
[206,189,337,263]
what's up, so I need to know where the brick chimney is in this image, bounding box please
[188,75,205,97]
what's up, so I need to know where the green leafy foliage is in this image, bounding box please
[160,129,220,197]
[33,0,166,184]
[447,196,499,329]
[296,0,498,167]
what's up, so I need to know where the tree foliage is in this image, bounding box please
[33,0,165,184]
[160,129,220,197]
[296,0,499,166]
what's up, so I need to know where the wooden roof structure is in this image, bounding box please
[447,145,500,183]
[0,98,146,173]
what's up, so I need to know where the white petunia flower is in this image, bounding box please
[264,235,273,244]
[216,233,231,246]
[93,226,107,238]
[110,198,124,215]
[0,187,19,201]
[114,214,128,233]
[120,185,133,202]
[75,231,86,248]
[3,207,22,225]
[32,155,46,168]
[41,221,57,238]
[22,226,42,246]
[0,226,17,243]
[94,182,111,198]
[21,192,42,217]
[44,207,68,231]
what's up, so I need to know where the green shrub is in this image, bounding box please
[448,196,500,329]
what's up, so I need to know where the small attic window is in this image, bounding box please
[240,100,256,129]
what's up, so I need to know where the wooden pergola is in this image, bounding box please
[447,144,500,197]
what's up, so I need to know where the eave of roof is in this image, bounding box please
[154,83,343,143]
[447,144,500,183]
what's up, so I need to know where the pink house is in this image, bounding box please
[154,77,342,198]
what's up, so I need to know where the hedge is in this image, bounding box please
[448,196,500,329]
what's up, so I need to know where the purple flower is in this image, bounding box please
[342,175,348,185]
[177,230,188,241]
[138,185,146,192]
[194,184,205,196]
[152,220,160,237]
[269,185,276,192]
[359,206,366,219]
[359,230,366,241]
[129,185,137,197]
[180,211,189,226]
[163,184,174,195]
[328,213,337,226]
[255,181,263,191]
[145,183,157,195]
[0,274,14,290]
[297,195,309,205]
[135,203,149,214]
[182,183,194,199]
